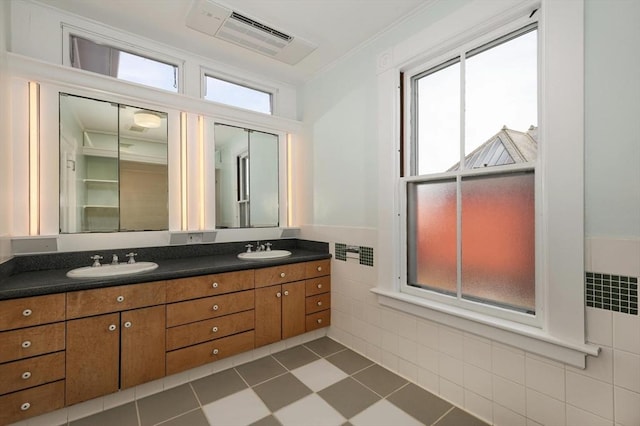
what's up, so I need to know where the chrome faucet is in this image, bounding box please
[256,241,265,252]
[111,254,119,265]
[90,255,103,267]
[125,252,137,264]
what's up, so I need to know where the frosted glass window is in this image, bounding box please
[407,180,457,294]
[205,76,272,114]
[461,172,535,312]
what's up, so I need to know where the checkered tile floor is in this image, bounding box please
[67,337,488,426]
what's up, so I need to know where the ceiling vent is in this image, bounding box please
[186,0,316,65]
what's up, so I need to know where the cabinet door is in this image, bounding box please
[121,306,166,389]
[255,286,282,347]
[66,313,120,405]
[282,281,305,339]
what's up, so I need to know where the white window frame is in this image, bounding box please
[372,0,599,368]
[61,24,184,93]
[201,68,276,115]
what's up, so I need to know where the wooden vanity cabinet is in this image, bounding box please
[65,282,166,405]
[255,281,306,347]
[304,260,332,331]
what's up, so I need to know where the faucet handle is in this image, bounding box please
[125,252,137,264]
[245,244,253,253]
[90,255,103,267]
[265,242,272,251]
[111,254,119,265]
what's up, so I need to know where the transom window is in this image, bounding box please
[204,75,272,114]
[404,24,539,320]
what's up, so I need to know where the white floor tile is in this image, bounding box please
[274,393,345,426]
[350,399,422,426]
[291,359,348,392]
[202,388,269,426]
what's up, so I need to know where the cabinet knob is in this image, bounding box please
[280,272,286,278]
[212,349,219,355]
[20,402,30,411]
[317,283,322,289]
[21,340,31,349]
[317,266,322,272]
[317,319,323,324]
[21,371,31,380]
[212,304,219,311]
[284,290,289,296]
[212,282,219,288]
[212,326,218,333]
[108,324,117,332]
[22,309,32,317]
[317,301,322,306]
[276,292,282,298]
[124,321,132,328]
[116,295,125,303]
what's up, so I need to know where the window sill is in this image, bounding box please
[371,287,599,368]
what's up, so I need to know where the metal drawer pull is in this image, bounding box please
[212,326,218,333]
[22,309,32,317]
[317,266,322,272]
[280,272,286,278]
[212,349,219,355]
[317,319,323,324]
[116,296,125,303]
[276,292,282,298]
[21,341,31,349]
[108,324,117,332]
[284,290,289,296]
[213,304,219,311]
[22,372,31,380]
[124,321,132,328]
[212,282,219,288]
[317,301,322,306]
[317,284,322,289]
[20,402,30,411]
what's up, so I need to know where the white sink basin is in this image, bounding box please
[237,250,292,260]
[67,262,158,278]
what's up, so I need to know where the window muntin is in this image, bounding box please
[204,75,272,114]
[405,24,538,319]
[70,35,178,92]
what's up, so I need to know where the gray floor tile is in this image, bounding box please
[304,337,346,357]
[272,345,320,370]
[250,414,283,426]
[69,401,138,426]
[253,373,313,411]
[235,356,287,386]
[157,408,210,426]
[387,383,452,426]
[137,384,199,426]
[325,349,374,374]
[191,368,248,404]
[353,364,408,397]
[435,407,489,426]
[317,377,380,419]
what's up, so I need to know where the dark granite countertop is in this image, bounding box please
[0,239,331,301]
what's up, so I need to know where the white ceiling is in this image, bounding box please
[35,0,428,85]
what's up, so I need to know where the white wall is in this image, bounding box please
[301,0,640,425]
[0,1,12,264]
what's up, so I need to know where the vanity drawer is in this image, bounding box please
[305,293,331,315]
[0,323,65,364]
[0,352,65,395]
[166,310,255,351]
[166,270,254,302]
[66,281,166,319]
[0,380,65,425]
[255,263,306,288]
[0,294,65,332]
[166,330,255,375]
[166,290,254,327]
[305,276,331,297]
[305,259,331,279]
[306,310,331,332]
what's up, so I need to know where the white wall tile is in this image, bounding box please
[380,329,399,354]
[613,350,640,393]
[366,342,382,364]
[398,359,419,382]
[464,390,493,424]
[492,344,526,384]
[589,238,640,277]
[381,349,399,372]
[439,327,464,359]
[417,343,439,374]
[397,314,418,341]
[493,403,527,426]
[66,397,104,422]
[439,353,464,386]
[567,346,613,384]
[464,334,492,371]
[464,363,493,399]
[526,356,566,401]
[526,388,566,426]
[493,375,526,415]
[613,386,640,426]
[566,371,614,420]
[416,319,439,350]
[398,336,418,361]
[566,404,614,426]
[440,378,464,407]
[613,312,640,354]
[586,307,613,347]
[418,367,439,394]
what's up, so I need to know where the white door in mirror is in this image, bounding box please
[237,250,291,260]
[66,262,158,278]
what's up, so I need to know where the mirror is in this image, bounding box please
[59,93,168,233]
[213,123,279,228]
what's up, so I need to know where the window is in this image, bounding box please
[404,24,538,321]
[70,35,178,92]
[204,75,272,114]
